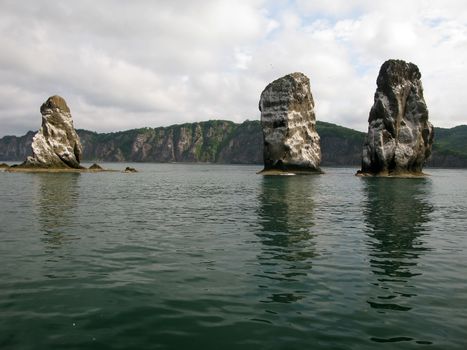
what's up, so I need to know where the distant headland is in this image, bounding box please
[2,120,466,168]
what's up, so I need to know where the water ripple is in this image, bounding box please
[1,165,466,349]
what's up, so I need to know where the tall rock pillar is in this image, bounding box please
[360,59,434,176]
[259,72,321,174]
[23,95,83,168]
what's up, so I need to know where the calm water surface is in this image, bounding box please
[0,164,466,349]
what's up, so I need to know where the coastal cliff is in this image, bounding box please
[0,131,36,161]
[78,120,257,163]
[2,120,466,167]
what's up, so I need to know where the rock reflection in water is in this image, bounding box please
[33,173,80,250]
[363,178,433,313]
[256,176,317,303]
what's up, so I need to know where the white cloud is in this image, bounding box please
[0,0,466,136]
[234,48,253,70]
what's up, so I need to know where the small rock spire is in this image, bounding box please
[22,95,83,168]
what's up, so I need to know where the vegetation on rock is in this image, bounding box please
[1,120,466,167]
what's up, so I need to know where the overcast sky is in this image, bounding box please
[1,0,467,136]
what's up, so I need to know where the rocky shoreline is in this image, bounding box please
[355,170,428,178]
[2,163,137,173]
[4,166,117,173]
[2,122,467,168]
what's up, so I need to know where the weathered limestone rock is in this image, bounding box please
[259,72,321,173]
[23,95,83,168]
[360,60,434,176]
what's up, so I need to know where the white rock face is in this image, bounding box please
[24,95,83,168]
[360,60,434,175]
[259,72,321,172]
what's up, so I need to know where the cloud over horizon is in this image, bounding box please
[1,0,467,136]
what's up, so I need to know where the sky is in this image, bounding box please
[1,0,467,137]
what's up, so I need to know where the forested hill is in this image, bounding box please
[429,125,467,167]
[1,120,466,168]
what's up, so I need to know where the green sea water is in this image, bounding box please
[0,164,466,349]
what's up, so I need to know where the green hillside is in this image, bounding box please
[433,125,467,157]
[2,121,467,167]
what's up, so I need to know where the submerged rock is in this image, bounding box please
[259,72,321,173]
[22,95,83,169]
[123,166,138,173]
[89,163,103,170]
[359,59,434,176]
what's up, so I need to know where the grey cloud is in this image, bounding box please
[0,0,466,137]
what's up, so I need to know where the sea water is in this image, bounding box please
[0,164,466,349]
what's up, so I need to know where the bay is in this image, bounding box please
[0,164,466,349]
